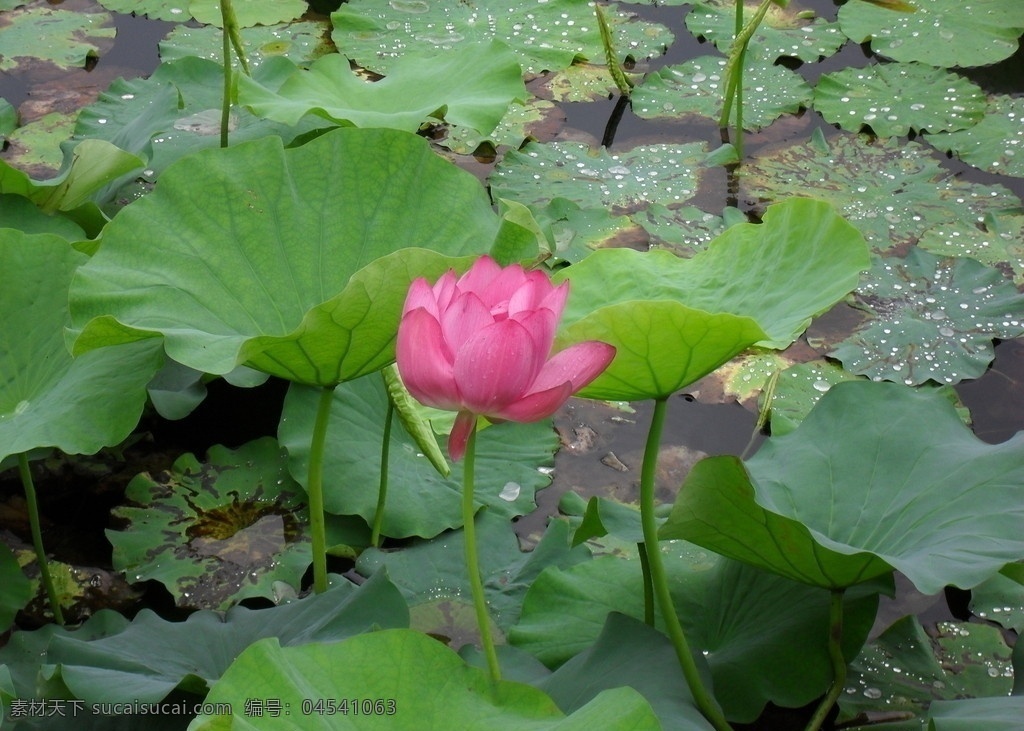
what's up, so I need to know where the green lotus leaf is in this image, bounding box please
[831,248,1024,385]
[632,53,812,130]
[161,19,334,69]
[814,63,986,137]
[279,375,558,539]
[510,544,882,723]
[96,0,196,22]
[331,0,673,76]
[14,573,407,706]
[927,697,1024,730]
[660,381,1024,593]
[0,194,86,240]
[686,0,844,61]
[0,543,31,634]
[740,134,1021,251]
[108,437,368,610]
[838,0,1024,68]
[0,6,115,72]
[69,128,500,386]
[0,98,15,140]
[0,231,163,465]
[917,210,1024,288]
[552,198,868,400]
[189,0,306,27]
[928,95,1024,178]
[238,41,527,136]
[969,568,1024,632]
[836,616,1015,728]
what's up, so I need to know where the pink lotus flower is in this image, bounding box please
[396,256,615,461]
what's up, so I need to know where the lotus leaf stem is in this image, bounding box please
[218,0,250,148]
[637,541,655,626]
[640,398,731,731]
[805,588,848,731]
[462,429,502,683]
[719,0,776,157]
[308,384,337,594]
[595,3,633,98]
[370,399,395,548]
[18,453,65,626]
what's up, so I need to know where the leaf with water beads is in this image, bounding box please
[685,0,845,63]
[927,95,1024,179]
[831,248,1024,386]
[632,53,812,131]
[917,211,1024,287]
[838,0,1024,68]
[814,63,985,138]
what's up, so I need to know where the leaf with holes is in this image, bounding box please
[814,63,985,137]
[838,0,1024,68]
[740,134,1020,251]
[633,53,812,130]
[928,95,1024,178]
[831,248,1024,385]
[661,380,1024,594]
[331,0,672,75]
[108,438,368,610]
[685,0,845,62]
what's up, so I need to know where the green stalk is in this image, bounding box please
[595,3,633,97]
[462,429,501,683]
[308,385,337,594]
[805,588,848,731]
[640,398,731,731]
[637,541,655,626]
[218,0,250,149]
[719,0,775,154]
[18,454,64,625]
[370,400,395,548]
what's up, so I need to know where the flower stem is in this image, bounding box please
[640,397,730,731]
[637,541,655,626]
[370,400,395,548]
[18,454,64,626]
[308,384,337,594]
[805,588,847,731]
[462,430,501,683]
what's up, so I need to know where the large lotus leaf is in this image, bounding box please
[539,613,713,731]
[107,437,368,610]
[740,134,1021,250]
[489,141,708,213]
[0,194,86,240]
[68,128,499,385]
[279,375,557,539]
[0,231,163,464]
[0,6,115,72]
[510,544,882,723]
[238,41,526,136]
[814,63,985,137]
[836,616,1014,728]
[831,248,1024,385]
[927,697,1024,731]
[838,0,1024,68]
[97,0,195,22]
[661,381,1024,594]
[632,53,812,131]
[0,542,31,634]
[161,20,334,69]
[190,631,661,731]
[685,0,845,62]
[331,0,672,76]
[189,0,306,27]
[22,573,407,705]
[552,198,868,400]
[357,514,589,637]
[928,95,1024,178]
[917,210,1024,288]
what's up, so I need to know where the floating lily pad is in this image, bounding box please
[190,0,306,27]
[69,128,500,386]
[831,248,1024,386]
[740,133,1021,250]
[917,211,1024,287]
[191,631,662,731]
[279,375,557,539]
[764,360,863,436]
[160,19,338,69]
[837,617,1014,728]
[238,41,526,135]
[443,97,560,155]
[0,98,15,141]
[331,0,673,75]
[490,141,708,213]
[0,6,115,72]
[537,63,636,103]
[661,381,1024,594]
[969,568,1024,632]
[838,0,1024,68]
[108,438,362,610]
[630,204,726,256]
[2,112,79,176]
[685,0,845,62]
[96,0,192,22]
[510,544,882,723]
[633,53,812,130]
[814,63,985,137]
[927,94,1024,178]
